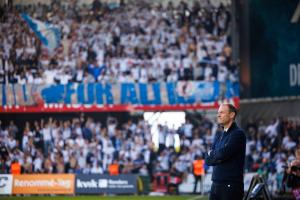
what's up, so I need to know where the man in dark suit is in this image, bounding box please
[205,104,246,200]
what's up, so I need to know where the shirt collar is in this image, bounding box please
[224,122,237,133]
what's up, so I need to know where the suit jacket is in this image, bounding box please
[205,122,246,183]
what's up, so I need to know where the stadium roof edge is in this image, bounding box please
[240,96,300,104]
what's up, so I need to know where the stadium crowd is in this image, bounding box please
[0,115,207,176]
[0,115,300,194]
[2,0,299,196]
[0,0,238,84]
[244,117,300,193]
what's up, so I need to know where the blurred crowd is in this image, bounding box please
[0,115,215,177]
[0,0,238,84]
[244,117,300,193]
[1,114,300,194]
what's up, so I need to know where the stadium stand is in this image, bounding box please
[0,114,300,195]
[0,0,237,84]
[2,1,300,199]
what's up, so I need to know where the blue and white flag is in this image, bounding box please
[21,13,61,51]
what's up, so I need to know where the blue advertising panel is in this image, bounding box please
[75,174,137,194]
[250,0,300,97]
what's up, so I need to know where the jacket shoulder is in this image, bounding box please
[230,126,246,136]
[233,127,246,141]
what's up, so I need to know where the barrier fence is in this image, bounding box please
[0,81,239,112]
[0,173,256,195]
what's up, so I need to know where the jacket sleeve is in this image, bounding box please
[205,132,220,166]
[205,130,245,166]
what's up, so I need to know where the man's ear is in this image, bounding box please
[230,112,235,120]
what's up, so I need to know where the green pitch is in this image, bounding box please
[0,195,208,200]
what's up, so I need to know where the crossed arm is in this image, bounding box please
[205,130,245,166]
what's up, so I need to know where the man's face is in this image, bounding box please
[217,104,233,126]
[290,160,300,177]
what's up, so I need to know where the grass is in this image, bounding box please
[0,195,208,200]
